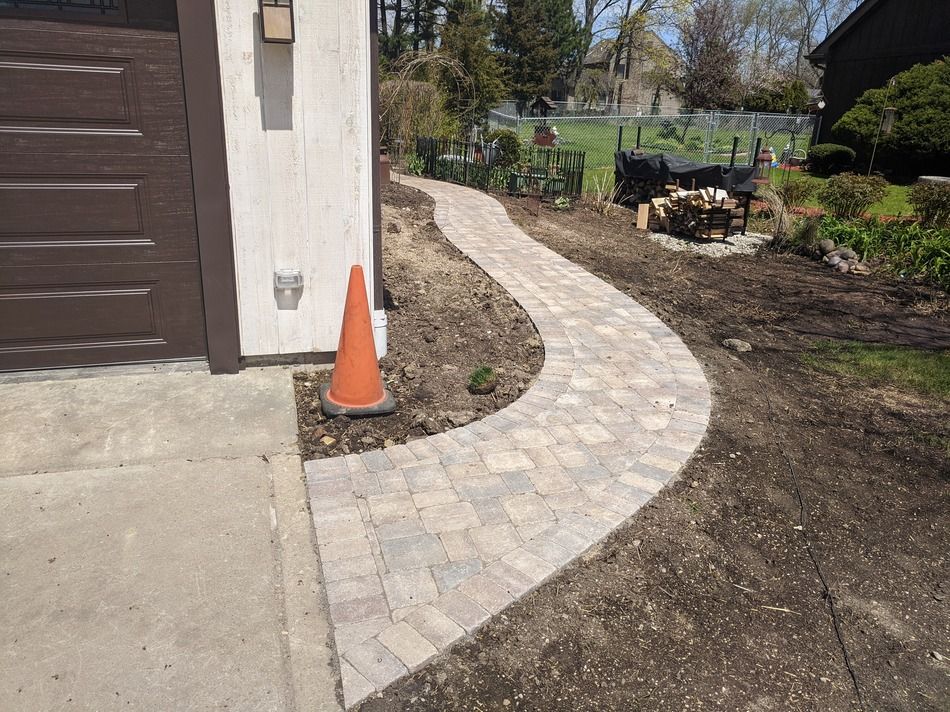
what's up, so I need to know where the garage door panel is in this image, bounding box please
[0,22,189,156]
[0,262,206,370]
[1,155,198,263]
[0,11,209,372]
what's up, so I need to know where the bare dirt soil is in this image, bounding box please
[294,183,543,460]
[359,196,950,712]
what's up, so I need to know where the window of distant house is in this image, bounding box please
[615,63,627,78]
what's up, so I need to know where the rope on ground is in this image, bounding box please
[760,384,867,711]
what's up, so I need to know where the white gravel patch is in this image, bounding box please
[642,230,771,256]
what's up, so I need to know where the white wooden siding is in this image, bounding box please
[214,0,376,356]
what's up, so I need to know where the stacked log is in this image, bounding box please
[642,187,746,240]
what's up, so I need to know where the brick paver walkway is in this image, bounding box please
[306,177,711,707]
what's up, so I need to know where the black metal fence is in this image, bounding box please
[414,136,585,199]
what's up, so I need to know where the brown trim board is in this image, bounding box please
[176,0,241,374]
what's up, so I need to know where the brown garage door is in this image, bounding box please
[0,1,207,371]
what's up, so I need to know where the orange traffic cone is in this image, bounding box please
[321,265,396,417]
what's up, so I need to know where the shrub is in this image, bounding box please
[405,153,425,176]
[807,143,856,175]
[818,216,950,291]
[832,59,950,176]
[909,181,950,228]
[484,128,522,169]
[818,172,888,219]
[776,179,817,207]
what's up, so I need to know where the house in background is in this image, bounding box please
[0,0,385,374]
[806,0,950,143]
[566,35,682,111]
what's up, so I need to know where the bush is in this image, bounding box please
[776,179,817,207]
[380,79,459,149]
[484,128,522,169]
[807,143,856,175]
[405,153,424,176]
[909,181,950,228]
[832,59,950,176]
[818,172,888,219]
[819,216,950,291]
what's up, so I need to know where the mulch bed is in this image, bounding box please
[293,183,543,460]
[358,196,950,712]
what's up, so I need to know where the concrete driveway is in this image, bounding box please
[0,366,341,712]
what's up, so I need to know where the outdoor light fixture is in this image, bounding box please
[260,0,295,43]
[753,147,773,185]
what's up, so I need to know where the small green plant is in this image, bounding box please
[909,181,950,228]
[484,128,522,169]
[585,170,621,216]
[405,153,425,176]
[468,366,497,395]
[807,143,856,175]
[818,215,950,290]
[553,196,571,211]
[818,172,889,219]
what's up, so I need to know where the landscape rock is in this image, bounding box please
[826,255,842,267]
[722,338,753,353]
[819,239,836,255]
[839,248,858,260]
[444,410,477,428]
[836,261,851,273]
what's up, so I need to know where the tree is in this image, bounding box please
[677,0,742,109]
[439,0,506,124]
[744,78,809,112]
[832,59,950,176]
[494,0,582,107]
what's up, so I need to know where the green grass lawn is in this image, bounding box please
[803,340,950,399]
[775,170,914,217]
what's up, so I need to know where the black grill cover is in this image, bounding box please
[615,151,756,193]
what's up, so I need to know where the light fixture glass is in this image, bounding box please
[753,148,773,185]
[260,0,295,44]
[881,107,897,135]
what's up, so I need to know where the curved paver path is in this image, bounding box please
[306,177,711,707]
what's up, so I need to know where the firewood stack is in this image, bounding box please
[639,186,746,240]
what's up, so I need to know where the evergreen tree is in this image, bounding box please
[494,0,582,107]
[440,0,506,123]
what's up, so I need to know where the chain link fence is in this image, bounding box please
[487,105,816,191]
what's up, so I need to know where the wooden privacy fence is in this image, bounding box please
[414,136,585,199]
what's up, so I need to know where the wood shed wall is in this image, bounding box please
[213,0,376,357]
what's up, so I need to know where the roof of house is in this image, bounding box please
[806,0,881,64]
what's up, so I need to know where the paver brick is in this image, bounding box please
[382,568,439,609]
[419,501,480,533]
[501,493,554,527]
[454,474,510,500]
[468,523,522,561]
[458,574,514,614]
[434,590,490,634]
[403,463,451,492]
[345,638,407,689]
[404,604,466,650]
[377,621,439,670]
[380,533,446,571]
[482,449,536,473]
[431,558,482,593]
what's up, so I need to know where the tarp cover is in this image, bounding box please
[615,151,756,193]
